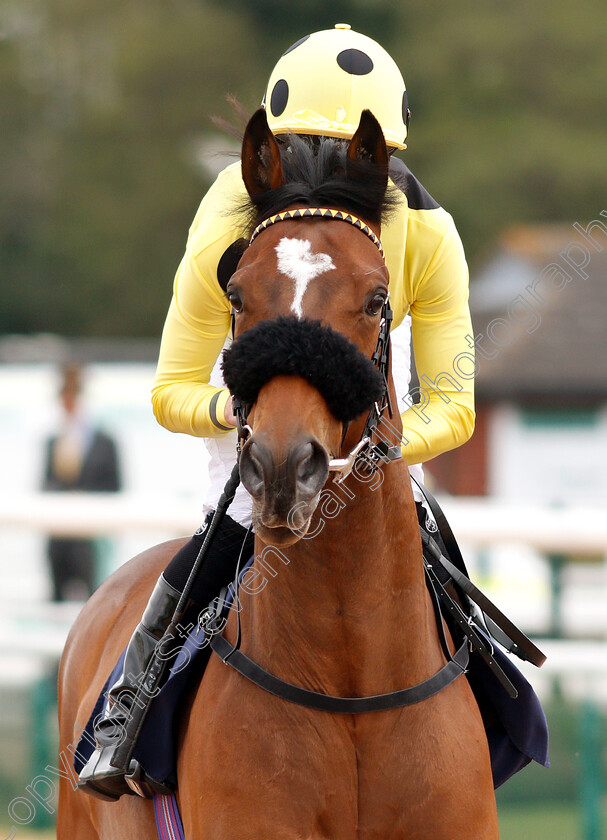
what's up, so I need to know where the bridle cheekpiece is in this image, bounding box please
[235,207,401,479]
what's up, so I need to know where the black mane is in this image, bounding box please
[240,134,401,236]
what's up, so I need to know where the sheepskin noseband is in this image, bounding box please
[221,316,384,424]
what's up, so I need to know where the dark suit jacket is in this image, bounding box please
[43,430,121,493]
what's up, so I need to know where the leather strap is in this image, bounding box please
[428,535,545,668]
[414,479,546,668]
[424,564,455,664]
[423,545,518,698]
[208,630,469,714]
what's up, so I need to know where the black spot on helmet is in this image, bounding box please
[336,49,374,76]
[270,79,289,118]
[263,25,410,149]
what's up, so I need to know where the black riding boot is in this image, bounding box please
[78,511,254,801]
[78,574,181,801]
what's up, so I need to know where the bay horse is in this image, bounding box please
[57,109,499,839]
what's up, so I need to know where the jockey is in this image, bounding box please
[79,24,475,800]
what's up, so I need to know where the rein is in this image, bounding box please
[205,206,470,716]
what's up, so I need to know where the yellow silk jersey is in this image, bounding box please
[152,158,475,466]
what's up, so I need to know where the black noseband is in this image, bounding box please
[221,316,384,424]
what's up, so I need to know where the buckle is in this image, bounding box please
[125,760,174,799]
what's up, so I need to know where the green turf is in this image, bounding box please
[499,800,607,840]
[2,802,606,840]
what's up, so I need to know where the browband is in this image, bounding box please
[250,207,384,258]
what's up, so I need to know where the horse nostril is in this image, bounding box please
[292,439,329,498]
[240,436,328,508]
[296,443,314,481]
[239,440,266,499]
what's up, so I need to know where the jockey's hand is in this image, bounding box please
[224,395,237,428]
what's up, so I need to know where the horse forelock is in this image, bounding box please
[238,134,401,237]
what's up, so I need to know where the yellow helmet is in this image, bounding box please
[263,24,410,150]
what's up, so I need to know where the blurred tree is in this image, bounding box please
[0,0,605,337]
[0,0,264,336]
[390,0,607,261]
[213,0,398,47]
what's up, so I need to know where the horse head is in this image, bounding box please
[222,108,400,545]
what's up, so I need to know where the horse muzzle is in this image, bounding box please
[239,432,329,543]
[222,316,385,543]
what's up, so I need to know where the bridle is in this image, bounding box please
[206,207,470,714]
[232,207,402,483]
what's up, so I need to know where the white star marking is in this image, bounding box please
[275,237,336,318]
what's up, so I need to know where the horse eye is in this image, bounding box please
[227,289,243,313]
[365,293,386,317]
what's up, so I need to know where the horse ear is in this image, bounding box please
[346,110,389,183]
[242,108,285,197]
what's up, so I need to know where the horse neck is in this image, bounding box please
[237,461,443,695]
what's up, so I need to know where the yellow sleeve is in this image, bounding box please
[151,236,235,438]
[152,164,249,438]
[399,214,475,464]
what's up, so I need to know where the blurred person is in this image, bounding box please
[80,25,475,798]
[42,362,121,601]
